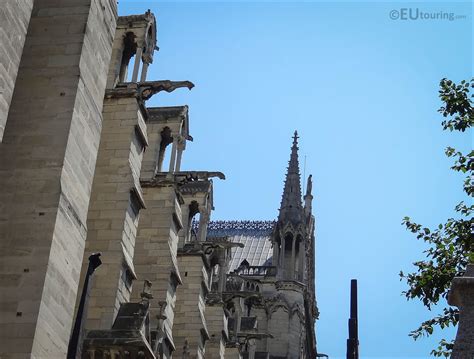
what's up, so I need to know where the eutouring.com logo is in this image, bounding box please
[389,8,467,21]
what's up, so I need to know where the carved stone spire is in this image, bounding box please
[278,131,303,225]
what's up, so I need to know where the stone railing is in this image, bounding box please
[234,266,277,277]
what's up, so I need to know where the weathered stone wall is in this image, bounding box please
[140,122,163,179]
[205,304,227,358]
[80,96,146,330]
[131,184,183,351]
[0,0,34,142]
[267,307,289,355]
[252,307,268,352]
[0,0,116,357]
[258,285,305,359]
[174,254,209,358]
[224,347,241,359]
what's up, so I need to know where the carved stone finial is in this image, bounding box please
[293,130,299,146]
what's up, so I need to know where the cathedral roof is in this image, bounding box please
[204,220,275,271]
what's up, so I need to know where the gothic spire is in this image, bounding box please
[278,131,303,224]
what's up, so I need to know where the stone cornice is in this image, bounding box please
[117,11,155,28]
[275,280,305,292]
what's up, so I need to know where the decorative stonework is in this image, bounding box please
[196,220,276,237]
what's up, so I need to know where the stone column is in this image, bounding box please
[280,237,286,277]
[298,242,305,281]
[140,62,149,82]
[248,339,256,359]
[218,250,229,293]
[448,264,474,358]
[168,134,178,173]
[273,241,279,268]
[131,44,143,82]
[175,135,185,172]
[198,208,210,242]
[233,297,243,336]
[291,238,296,279]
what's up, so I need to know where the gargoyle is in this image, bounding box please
[139,80,194,101]
[177,171,226,181]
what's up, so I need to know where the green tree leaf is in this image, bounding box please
[401,78,474,357]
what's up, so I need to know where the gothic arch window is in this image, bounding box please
[118,32,137,83]
[186,200,199,243]
[157,127,172,172]
[296,234,304,280]
[284,233,293,251]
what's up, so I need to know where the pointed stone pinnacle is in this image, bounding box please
[278,132,303,224]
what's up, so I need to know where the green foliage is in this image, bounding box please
[439,78,474,132]
[400,78,474,357]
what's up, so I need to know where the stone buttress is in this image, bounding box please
[0,0,117,357]
[77,11,194,359]
[173,189,231,359]
[0,0,34,141]
[130,107,195,357]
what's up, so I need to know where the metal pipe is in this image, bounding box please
[346,279,359,359]
[67,253,102,359]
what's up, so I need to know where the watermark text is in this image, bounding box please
[389,8,467,21]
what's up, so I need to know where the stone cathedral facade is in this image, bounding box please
[0,2,318,359]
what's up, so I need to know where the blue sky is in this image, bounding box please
[120,1,472,357]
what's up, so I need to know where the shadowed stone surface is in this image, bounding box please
[0,0,34,142]
[0,0,116,356]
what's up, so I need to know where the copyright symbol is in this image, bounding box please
[390,9,399,20]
